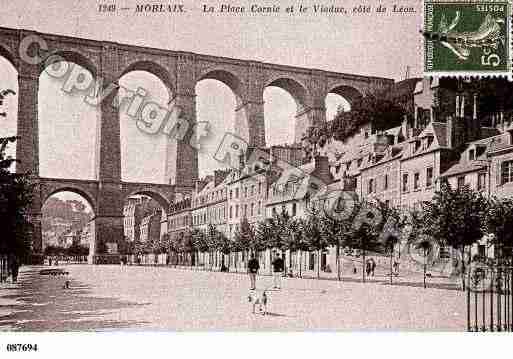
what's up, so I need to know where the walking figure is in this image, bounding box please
[365,259,372,277]
[272,252,284,289]
[393,261,400,276]
[370,258,376,277]
[248,253,260,290]
[10,255,20,283]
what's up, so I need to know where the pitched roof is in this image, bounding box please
[441,161,488,178]
[429,122,448,148]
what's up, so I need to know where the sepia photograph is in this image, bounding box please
[0,0,512,356]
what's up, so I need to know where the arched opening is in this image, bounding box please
[325,93,351,122]
[121,193,167,265]
[119,70,171,184]
[196,71,242,176]
[326,85,363,121]
[264,77,309,145]
[41,190,94,263]
[0,54,19,170]
[38,59,98,179]
[263,86,296,145]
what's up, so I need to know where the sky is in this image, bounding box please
[0,0,422,207]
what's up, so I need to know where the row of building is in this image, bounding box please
[116,77,513,273]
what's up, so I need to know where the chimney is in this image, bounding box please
[446,116,454,149]
[312,155,333,185]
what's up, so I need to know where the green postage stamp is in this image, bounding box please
[424,0,512,77]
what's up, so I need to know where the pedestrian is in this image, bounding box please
[10,256,19,283]
[365,259,371,277]
[272,252,284,289]
[370,258,376,277]
[393,261,399,276]
[247,252,259,290]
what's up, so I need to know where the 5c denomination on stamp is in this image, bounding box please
[423,0,511,77]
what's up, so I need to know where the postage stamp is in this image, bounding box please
[424,0,512,77]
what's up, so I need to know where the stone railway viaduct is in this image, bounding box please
[0,26,393,262]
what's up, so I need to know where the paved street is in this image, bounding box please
[1,265,466,331]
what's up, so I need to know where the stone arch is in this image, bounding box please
[41,50,98,78]
[0,44,18,71]
[326,84,364,108]
[197,69,245,106]
[124,188,171,212]
[120,60,174,99]
[41,186,97,215]
[265,77,310,114]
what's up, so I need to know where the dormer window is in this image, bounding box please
[414,140,421,152]
[469,149,475,161]
[476,145,486,158]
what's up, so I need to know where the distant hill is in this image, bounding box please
[42,197,93,233]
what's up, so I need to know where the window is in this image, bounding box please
[501,160,513,184]
[258,201,261,215]
[244,204,248,217]
[478,173,486,191]
[414,172,420,190]
[427,136,434,148]
[402,173,409,192]
[272,207,277,216]
[282,205,286,214]
[251,185,255,196]
[235,205,239,218]
[230,190,232,200]
[245,187,248,198]
[426,167,433,187]
[292,203,297,216]
[251,203,254,216]
[258,182,262,194]
[469,149,475,161]
[414,140,421,152]
[457,176,466,189]
[235,188,239,198]
[357,159,362,167]
[368,178,374,194]
[384,174,389,190]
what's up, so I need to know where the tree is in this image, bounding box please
[485,197,513,262]
[234,217,255,266]
[0,136,34,262]
[330,92,406,143]
[301,124,331,162]
[192,227,209,269]
[0,89,16,118]
[254,219,273,273]
[422,182,489,290]
[285,217,308,277]
[304,207,329,278]
[215,231,231,270]
[320,210,352,281]
[349,199,386,283]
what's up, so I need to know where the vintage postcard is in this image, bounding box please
[0,0,512,356]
